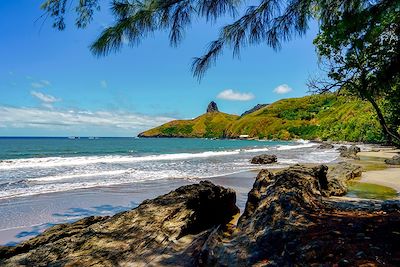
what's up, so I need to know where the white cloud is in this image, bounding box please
[273,84,293,94]
[217,89,255,101]
[0,106,175,134]
[31,91,60,104]
[100,80,108,88]
[31,80,51,88]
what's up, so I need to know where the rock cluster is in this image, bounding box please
[338,145,361,160]
[250,154,277,164]
[1,164,399,267]
[206,101,219,113]
[385,154,400,165]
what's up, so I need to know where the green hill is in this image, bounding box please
[138,111,239,138]
[139,94,384,143]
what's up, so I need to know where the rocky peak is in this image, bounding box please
[207,101,219,113]
[241,104,268,116]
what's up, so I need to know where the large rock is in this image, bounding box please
[206,101,219,113]
[0,181,239,267]
[339,145,361,160]
[199,165,400,266]
[317,142,334,149]
[250,154,278,164]
[385,154,400,165]
[326,162,363,196]
[200,165,331,266]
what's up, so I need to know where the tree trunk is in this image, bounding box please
[365,95,400,146]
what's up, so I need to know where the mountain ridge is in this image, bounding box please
[138,95,384,143]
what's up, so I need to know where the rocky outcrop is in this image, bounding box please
[241,104,268,116]
[200,164,400,266]
[0,181,238,267]
[325,162,363,196]
[206,101,219,113]
[317,142,334,149]
[385,154,400,165]
[339,145,361,160]
[250,154,277,164]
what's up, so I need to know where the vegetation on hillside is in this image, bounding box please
[138,112,239,138]
[139,94,384,143]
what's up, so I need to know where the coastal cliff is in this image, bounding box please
[1,163,399,266]
[139,94,383,143]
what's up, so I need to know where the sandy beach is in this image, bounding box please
[355,149,400,193]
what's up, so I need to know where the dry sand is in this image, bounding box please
[355,148,400,193]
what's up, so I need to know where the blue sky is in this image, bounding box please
[0,1,320,136]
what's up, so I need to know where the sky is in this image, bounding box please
[0,1,321,137]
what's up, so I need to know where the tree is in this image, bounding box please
[310,1,400,145]
[42,0,385,78]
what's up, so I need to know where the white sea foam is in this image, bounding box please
[27,169,130,182]
[277,142,317,150]
[0,150,242,170]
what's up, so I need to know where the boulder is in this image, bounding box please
[206,101,219,113]
[339,145,361,160]
[0,181,239,267]
[317,143,335,149]
[384,155,400,165]
[326,162,363,196]
[199,164,400,266]
[250,154,278,164]
[200,165,331,266]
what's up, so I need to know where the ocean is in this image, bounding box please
[0,137,339,200]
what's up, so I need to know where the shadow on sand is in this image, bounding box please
[5,201,140,246]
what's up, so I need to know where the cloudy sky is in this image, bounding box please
[0,1,319,136]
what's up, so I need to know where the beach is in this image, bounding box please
[0,138,399,246]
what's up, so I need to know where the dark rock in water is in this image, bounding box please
[339,145,361,160]
[384,154,400,165]
[0,181,238,267]
[317,142,335,149]
[250,154,278,164]
[337,145,348,152]
[206,101,219,113]
[241,104,268,116]
[349,145,361,153]
[325,162,363,196]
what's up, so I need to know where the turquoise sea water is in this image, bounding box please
[0,137,339,200]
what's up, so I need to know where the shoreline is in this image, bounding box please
[0,143,398,246]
